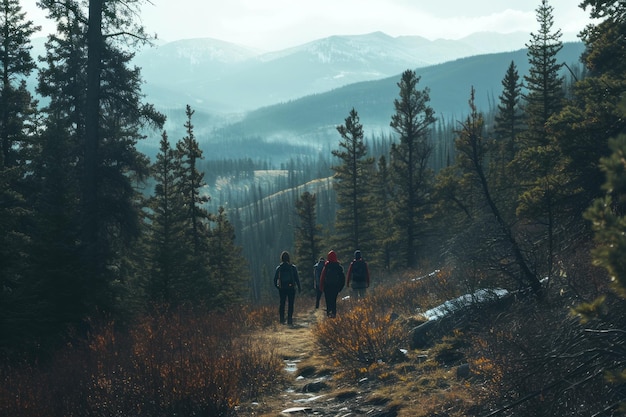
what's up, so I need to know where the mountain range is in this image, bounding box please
[28,32,586,161]
[135,37,584,161]
[132,31,535,114]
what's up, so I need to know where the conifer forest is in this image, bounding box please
[1,0,626,416]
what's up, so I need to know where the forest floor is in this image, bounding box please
[237,306,400,417]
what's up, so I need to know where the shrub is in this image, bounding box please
[369,268,461,316]
[313,299,408,367]
[0,306,284,417]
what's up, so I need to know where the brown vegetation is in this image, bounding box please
[1,264,623,416]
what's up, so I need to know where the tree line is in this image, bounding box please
[0,0,247,357]
[290,0,625,305]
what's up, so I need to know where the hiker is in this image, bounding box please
[314,256,325,309]
[273,251,301,325]
[346,250,370,300]
[319,250,345,318]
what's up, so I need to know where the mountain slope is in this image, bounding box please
[214,42,585,145]
[132,31,536,113]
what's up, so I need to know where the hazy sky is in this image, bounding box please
[23,0,592,51]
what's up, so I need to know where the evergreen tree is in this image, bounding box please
[494,61,523,163]
[369,155,396,270]
[145,131,188,306]
[0,0,39,288]
[0,0,41,354]
[455,87,542,294]
[492,61,524,220]
[514,0,568,281]
[332,108,375,258]
[389,70,436,268]
[582,101,626,411]
[0,0,39,169]
[207,206,248,308]
[521,0,564,149]
[35,0,164,317]
[294,191,323,293]
[550,0,626,212]
[177,105,211,255]
[175,105,212,305]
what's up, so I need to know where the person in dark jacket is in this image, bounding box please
[273,251,301,325]
[346,250,370,300]
[313,256,325,309]
[319,250,344,318]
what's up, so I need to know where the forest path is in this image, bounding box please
[240,304,396,417]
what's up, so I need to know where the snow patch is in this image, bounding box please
[423,288,509,321]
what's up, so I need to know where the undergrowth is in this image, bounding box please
[0,305,283,417]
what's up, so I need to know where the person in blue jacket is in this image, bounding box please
[313,256,325,309]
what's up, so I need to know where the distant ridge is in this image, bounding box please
[213,42,585,146]
[131,31,544,113]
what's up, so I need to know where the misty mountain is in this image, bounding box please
[197,42,585,159]
[132,31,534,113]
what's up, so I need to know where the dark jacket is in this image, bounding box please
[347,258,370,289]
[314,258,325,289]
[273,262,301,291]
[319,250,344,292]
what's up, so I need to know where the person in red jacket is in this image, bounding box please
[319,250,344,318]
[346,250,370,300]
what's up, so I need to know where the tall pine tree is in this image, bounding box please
[175,105,212,305]
[294,191,323,293]
[455,87,542,294]
[514,0,568,281]
[332,108,375,259]
[145,131,188,306]
[207,206,248,309]
[35,0,164,318]
[389,70,436,268]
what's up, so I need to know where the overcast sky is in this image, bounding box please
[23,0,592,51]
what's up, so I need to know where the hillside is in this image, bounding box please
[172,42,584,162]
[131,31,534,114]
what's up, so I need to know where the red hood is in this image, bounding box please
[327,250,338,263]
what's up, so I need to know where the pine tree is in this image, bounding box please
[455,87,542,294]
[550,0,626,211]
[175,105,212,305]
[145,131,188,306]
[494,61,523,163]
[491,61,524,220]
[521,0,564,149]
[207,207,248,309]
[0,0,43,354]
[332,108,375,259]
[582,101,626,411]
[389,70,436,268]
[369,155,396,270]
[294,191,323,292]
[513,0,568,282]
[0,0,39,169]
[35,0,164,317]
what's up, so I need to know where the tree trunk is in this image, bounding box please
[83,0,103,277]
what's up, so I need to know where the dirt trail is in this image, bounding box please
[240,306,396,417]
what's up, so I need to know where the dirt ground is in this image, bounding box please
[236,307,398,417]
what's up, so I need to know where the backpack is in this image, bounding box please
[278,263,295,288]
[324,263,345,291]
[351,259,367,282]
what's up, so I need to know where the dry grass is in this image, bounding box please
[0,306,285,417]
[6,265,613,417]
